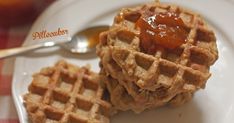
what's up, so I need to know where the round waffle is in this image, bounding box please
[100,67,193,113]
[24,60,113,123]
[97,2,218,113]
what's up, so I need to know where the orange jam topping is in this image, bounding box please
[136,11,188,53]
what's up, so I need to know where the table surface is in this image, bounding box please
[0,25,31,123]
[0,1,53,123]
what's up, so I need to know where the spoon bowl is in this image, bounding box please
[61,26,109,53]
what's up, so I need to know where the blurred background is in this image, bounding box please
[0,0,54,27]
[0,1,54,122]
[0,0,54,49]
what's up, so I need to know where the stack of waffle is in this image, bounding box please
[24,60,113,123]
[97,2,218,113]
[24,2,219,122]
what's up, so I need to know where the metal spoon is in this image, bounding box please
[0,25,109,59]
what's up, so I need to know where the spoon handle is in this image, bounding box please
[0,37,71,59]
[0,42,55,59]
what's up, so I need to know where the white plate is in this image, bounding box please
[12,0,234,123]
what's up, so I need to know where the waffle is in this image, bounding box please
[23,60,113,123]
[97,2,218,112]
[100,65,193,113]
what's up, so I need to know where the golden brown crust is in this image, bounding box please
[97,2,218,113]
[24,60,113,123]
